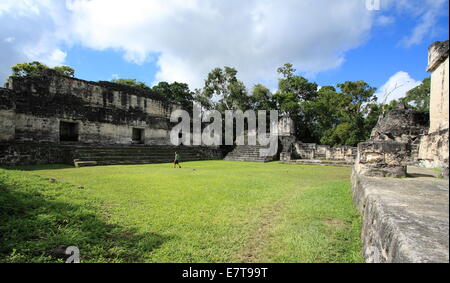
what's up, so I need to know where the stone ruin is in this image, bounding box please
[0,70,221,167]
[354,40,449,178]
[352,40,449,263]
[279,127,357,166]
[354,103,429,177]
[418,40,450,173]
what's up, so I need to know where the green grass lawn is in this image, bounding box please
[0,161,363,263]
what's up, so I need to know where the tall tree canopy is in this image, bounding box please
[250,84,275,111]
[152,81,194,112]
[10,61,75,78]
[111,78,150,90]
[272,63,318,141]
[200,67,250,112]
[402,77,430,112]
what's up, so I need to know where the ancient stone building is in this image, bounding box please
[0,70,221,166]
[418,40,449,172]
[351,40,449,263]
[353,40,449,178]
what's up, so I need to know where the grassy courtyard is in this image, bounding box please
[0,161,362,263]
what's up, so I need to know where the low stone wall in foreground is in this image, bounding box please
[352,168,449,263]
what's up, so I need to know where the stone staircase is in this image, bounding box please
[224,145,277,162]
[72,145,221,167]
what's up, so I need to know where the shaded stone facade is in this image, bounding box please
[1,70,177,145]
[0,71,222,166]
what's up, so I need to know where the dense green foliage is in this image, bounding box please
[0,162,362,263]
[194,64,381,146]
[152,81,195,112]
[10,61,75,78]
[402,77,430,112]
[111,78,150,90]
[112,78,194,112]
[196,66,251,112]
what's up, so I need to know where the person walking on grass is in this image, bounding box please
[174,151,181,168]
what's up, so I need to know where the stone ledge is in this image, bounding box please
[352,168,449,263]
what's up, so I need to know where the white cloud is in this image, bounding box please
[375,71,421,104]
[0,0,446,88]
[382,0,448,47]
[0,0,68,83]
[63,0,374,89]
[0,0,376,87]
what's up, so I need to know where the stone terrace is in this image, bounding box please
[352,166,449,263]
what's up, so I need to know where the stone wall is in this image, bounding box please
[418,129,449,168]
[0,142,75,165]
[427,40,449,133]
[0,71,178,146]
[0,142,223,166]
[418,40,449,173]
[0,88,15,141]
[352,170,449,263]
[353,141,408,177]
[292,142,356,162]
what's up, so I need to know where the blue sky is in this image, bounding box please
[1,0,448,102]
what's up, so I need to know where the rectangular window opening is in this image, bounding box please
[132,128,144,144]
[60,121,79,142]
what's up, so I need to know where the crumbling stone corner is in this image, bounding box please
[354,141,408,178]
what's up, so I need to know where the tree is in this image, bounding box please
[304,81,379,146]
[250,84,274,110]
[202,67,250,112]
[303,86,344,143]
[10,61,75,78]
[272,63,318,141]
[53,66,75,77]
[402,77,430,112]
[326,81,378,146]
[153,81,194,112]
[111,78,150,90]
[11,61,49,77]
[276,63,318,102]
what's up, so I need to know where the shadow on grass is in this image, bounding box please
[0,172,170,263]
[0,164,75,171]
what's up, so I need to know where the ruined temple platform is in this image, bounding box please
[352,166,449,263]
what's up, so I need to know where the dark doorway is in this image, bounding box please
[132,128,144,144]
[60,121,79,142]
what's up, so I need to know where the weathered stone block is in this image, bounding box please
[427,40,449,133]
[355,141,408,177]
[418,128,449,169]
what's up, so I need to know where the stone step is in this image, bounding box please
[74,161,98,168]
[74,152,203,158]
[71,145,221,167]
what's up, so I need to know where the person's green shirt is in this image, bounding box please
[175,154,180,161]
